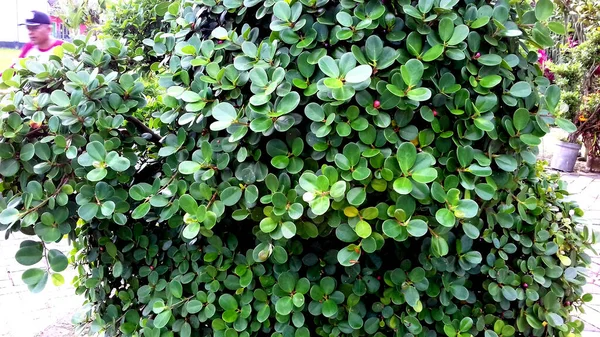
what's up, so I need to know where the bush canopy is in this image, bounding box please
[0,0,595,337]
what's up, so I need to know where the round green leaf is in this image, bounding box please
[435,209,455,227]
[310,196,330,215]
[422,45,444,62]
[276,296,294,315]
[318,56,340,78]
[48,249,68,272]
[477,54,502,66]
[555,117,576,133]
[322,299,338,318]
[393,177,413,195]
[78,203,99,221]
[407,219,428,237]
[0,159,19,177]
[412,167,437,183]
[407,87,432,101]
[397,142,417,174]
[345,65,372,84]
[447,25,469,45]
[169,280,183,298]
[0,208,20,225]
[513,108,530,131]
[495,155,517,171]
[355,220,372,239]
[87,168,107,182]
[535,0,553,21]
[510,82,532,98]
[106,153,130,172]
[221,187,242,207]
[454,199,479,219]
[153,310,171,329]
[401,59,424,87]
[479,75,501,88]
[219,294,238,310]
[439,18,455,41]
[450,285,469,300]
[475,183,496,200]
[131,203,150,219]
[22,268,46,286]
[15,245,43,266]
[520,134,541,146]
[86,141,106,162]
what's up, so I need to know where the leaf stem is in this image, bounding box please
[20,176,70,219]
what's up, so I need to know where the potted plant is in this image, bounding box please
[548,29,600,172]
[547,62,583,171]
[549,63,582,172]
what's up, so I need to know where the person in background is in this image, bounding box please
[17,10,64,59]
[1,11,64,75]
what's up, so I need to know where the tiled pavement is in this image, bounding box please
[0,173,599,336]
[561,173,600,337]
[0,233,82,337]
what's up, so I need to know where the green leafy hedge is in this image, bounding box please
[0,0,595,337]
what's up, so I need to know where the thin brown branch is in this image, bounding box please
[579,107,600,133]
[125,116,162,145]
[24,125,48,138]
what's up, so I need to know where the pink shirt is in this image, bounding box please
[0,40,64,75]
[19,40,64,59]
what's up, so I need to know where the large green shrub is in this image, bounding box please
[0,1,596,337]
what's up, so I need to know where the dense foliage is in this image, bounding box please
[102,0,170,73]
[548,62,582,121]
[0,0,596,337]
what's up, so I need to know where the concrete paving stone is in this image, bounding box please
[584,300,600,311]
[584,286,600,294]
[583,322,600,333]
[583,318,600,332]
[0,233,82,337]
[585,212,600,221]
[0,285,28,296]
[560,171,600,336]
[0,268,11,281]
[567,177,595,194]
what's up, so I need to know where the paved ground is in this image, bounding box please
[0,233,82,337]
[562,173,600,336]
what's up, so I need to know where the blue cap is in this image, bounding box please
[19,11,52,26]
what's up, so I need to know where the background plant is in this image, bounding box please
[548,27,600,158]
[101,0,171,73]
[0,1,596,337]
[50,0,108,37]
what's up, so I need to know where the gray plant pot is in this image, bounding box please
[550,141,581,172]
